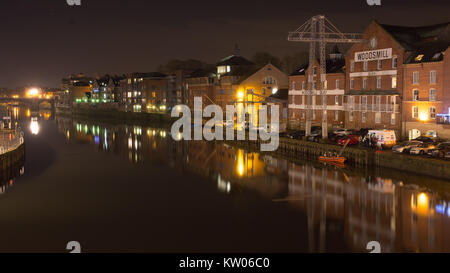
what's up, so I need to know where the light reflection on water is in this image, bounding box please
[53,116,450,253]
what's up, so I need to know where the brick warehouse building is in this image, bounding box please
[288,47,346,130]
[343,20,450,138]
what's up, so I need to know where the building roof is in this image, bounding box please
[216,55,254,66]
[380,22,450,51]
[130,72,167,79]
[266,88,288,101]
[403,41,449,64]
[188,68,216,78]
[289,58,345,76]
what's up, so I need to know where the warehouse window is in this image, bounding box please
[391,114,396,125]
[430,71,436,84]
[363,78,367,89]
[335,110,339,121]
[336,79,340,89]
[302,81,306,90]
[412,106,418,119]
[363,61,368,72]
[413,90,419,101]
[349,111,354,122]
[350,78,354,89]
[376,76,381,89]
[375,112,381,123]
[392,56,398,69]
[312,111,316,120]
[362,112,366,123]
[292,82,296,90]
[377,60,382,70]
[350,61,355,72]
[335,95,339,105]
[413,71,419,84]
[430,107,436,119]
[429,89,436,101]
[392,76,397,89]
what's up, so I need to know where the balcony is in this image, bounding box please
[343,103,400,113]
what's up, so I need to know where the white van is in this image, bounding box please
[367,130,397,148]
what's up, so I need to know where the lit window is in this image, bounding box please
[335,95,339,105]
[312,110,316,120]
[392,76,397,89]
[336,79,340,89]
[312,96,316,105]
[391,113,396,125]
[415,54,424,62]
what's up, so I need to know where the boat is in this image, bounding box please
[319,156,346,164]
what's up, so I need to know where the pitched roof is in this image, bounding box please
[289,58,345,76]
[130,72,167,78]
[380,22,450,51]
[216,55,254,66]
[188,68,216,78]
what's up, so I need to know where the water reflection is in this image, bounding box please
[55,116,450,253]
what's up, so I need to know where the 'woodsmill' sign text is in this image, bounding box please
[355,48,392,62]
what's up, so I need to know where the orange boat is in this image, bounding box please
[318,156,347,164]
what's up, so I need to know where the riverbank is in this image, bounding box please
[56,105,176,127]
[223,136,450,180]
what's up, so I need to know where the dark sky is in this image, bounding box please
[0,0,449,88]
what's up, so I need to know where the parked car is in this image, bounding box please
[412,136,434,143]
[338,135,359,146]
[366,130,397,149]
[287,130,305,140]
[392,140,422,153]
[427,142,450,158]
[333,128,352,136]
[410,143,436,155]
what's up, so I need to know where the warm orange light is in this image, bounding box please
[237,91,244,100]
[419,112,428,121]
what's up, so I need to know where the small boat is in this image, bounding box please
[319,156,346,164]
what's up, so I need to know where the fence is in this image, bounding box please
[0,128,24,155]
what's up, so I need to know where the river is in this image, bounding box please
[0,107,449,253]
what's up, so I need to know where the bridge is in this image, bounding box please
[0,97,56,117]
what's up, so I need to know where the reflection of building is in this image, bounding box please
[288,163,450,252]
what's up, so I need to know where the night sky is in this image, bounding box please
[0,0,449,88]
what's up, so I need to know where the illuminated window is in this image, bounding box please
[392,76,397,89]
[430,71,436,84]
[429,89,436,101]
[152,92,156,97]
[335,95,339,105]
[336,79,340,89]
[391,113,396,125]
[312,110,316,120]
[312,96,316,105]
[412,106,418,119]
[430,107,436,119]
[415,54,424,62]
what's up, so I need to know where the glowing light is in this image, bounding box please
[27,88,41,98]
[237,91,244,100]
[237,149,245,176]
[272,87,278,94]
[419,112,428,121]
[30,118,40,135]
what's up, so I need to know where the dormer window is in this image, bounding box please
[415,54,424,62]
[217,65,231,74]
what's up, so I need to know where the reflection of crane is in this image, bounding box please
[288,15,365,138]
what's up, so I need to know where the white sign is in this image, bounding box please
[355,48,392,62]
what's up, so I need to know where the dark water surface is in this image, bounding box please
[1,111,450,253]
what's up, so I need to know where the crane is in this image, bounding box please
[288,15,365,138]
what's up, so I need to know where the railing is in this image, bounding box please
[343,103,400,113]
[0,128,24,155]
